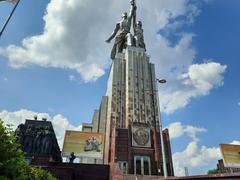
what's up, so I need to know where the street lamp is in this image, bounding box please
[157,79,167,84]
[156,78,167,178]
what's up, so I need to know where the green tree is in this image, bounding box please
[207,168,219,175]
[0,119,56,180]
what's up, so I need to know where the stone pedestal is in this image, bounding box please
[92,46,174,176]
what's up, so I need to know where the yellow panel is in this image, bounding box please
[220,144,240,168]
[62,130,105,159]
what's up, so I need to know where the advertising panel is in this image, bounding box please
[62,130,104,159]
[220,144,240,168]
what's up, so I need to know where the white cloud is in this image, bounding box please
[159,62,227,114]
[0,0,226,113]
[168,122,220,176]
[168,121,239,176]
[0,109,82,149]
[0,0,207,83]
[168,122,207,140]
[173,140,221,176]
[230,140,240,145]
[69,75,76,81]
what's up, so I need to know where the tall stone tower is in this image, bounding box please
[92,0,174,176]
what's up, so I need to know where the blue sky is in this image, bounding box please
[0,0,239,176]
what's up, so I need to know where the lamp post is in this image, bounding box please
[0,0,21,38]
[156,78,167,178]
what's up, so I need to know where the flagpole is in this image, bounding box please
[0,0,21,38]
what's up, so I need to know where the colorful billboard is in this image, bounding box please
[62,130,104,159]
[220,144,240,168]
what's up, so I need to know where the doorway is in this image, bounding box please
[134,156,151,175]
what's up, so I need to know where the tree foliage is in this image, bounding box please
[207,168,219,175]
[0,119,56,180]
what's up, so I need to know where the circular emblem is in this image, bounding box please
[133,127,149,146]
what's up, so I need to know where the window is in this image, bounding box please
[136,157,141,175]
[134,156,151,175]
[118,161,128,174]
[144,159,149,175]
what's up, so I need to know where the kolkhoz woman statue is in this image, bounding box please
[105,0,146,59]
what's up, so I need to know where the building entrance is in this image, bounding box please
[134,156,151,175]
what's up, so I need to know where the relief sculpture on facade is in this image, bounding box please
[133,127,150,146]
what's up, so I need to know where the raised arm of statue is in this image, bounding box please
[105,23,120,43]
[129,0,137,34]
[129,0,136,20]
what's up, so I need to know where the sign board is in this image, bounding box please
[62,130,104,159]
[220,144,240,168]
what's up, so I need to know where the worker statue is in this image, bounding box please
[133,20,146,50]
[105,0,136,59]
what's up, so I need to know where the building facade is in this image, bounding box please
[92,46,174,176]
[90,0,174,176]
